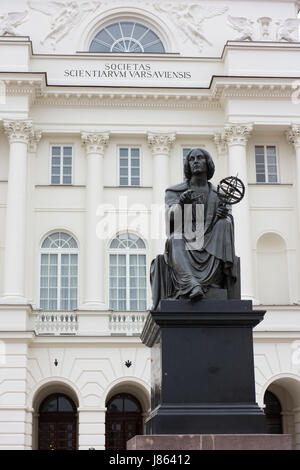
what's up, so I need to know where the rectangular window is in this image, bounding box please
[255,146,278,183]
[109,253,146,311]
[51,145,73,185]
[119,147,140,186]
[39,253,78,311]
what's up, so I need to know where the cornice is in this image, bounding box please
[1,76,299,110]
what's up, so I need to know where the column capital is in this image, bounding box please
[213,133,227,156]
[3,120,34,144]
[81,131,110,155]
[223,123,253,146]
[286,124,300,149]
[28,130,42,153]
[148,132,176,156]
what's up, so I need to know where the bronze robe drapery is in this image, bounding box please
[150,182,237,308]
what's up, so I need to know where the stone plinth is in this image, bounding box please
[141,299,267,435]
[127,434,292,450]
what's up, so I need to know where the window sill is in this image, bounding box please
[248,183,293,186]
[104,185,152,189]
[35,185,86,188]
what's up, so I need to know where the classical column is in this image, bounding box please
[81,132,109,309]
[287,125,300,229]
[148,132,176,256]
[1,120,34,303]
[223,123,255,301]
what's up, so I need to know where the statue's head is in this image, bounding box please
[184,148,215,181]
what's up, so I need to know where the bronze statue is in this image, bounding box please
[150,148,240,309]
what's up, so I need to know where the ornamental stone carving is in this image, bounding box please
[28,1,101,50]
[154,3,228,52]
[3,120,34,144]
[286,125,300,149]
[28,130,42,153]
[223,124,253,146]
[213,133,227,155]
[81,131,110,154]
[227,16,255,41]
[148,133,176,155]
[0,11,28,36]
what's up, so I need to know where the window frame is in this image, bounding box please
[49,144,74,186]
[38,232,79,311]
[89,21,166,54]
[117,146,141,187]
[108,233,147,311]
[254,144,279,184]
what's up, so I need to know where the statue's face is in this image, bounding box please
[188,151,207,176]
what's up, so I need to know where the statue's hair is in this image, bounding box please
[184,147,215,181]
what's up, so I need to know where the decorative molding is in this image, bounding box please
[3,120,34,145]
[227,16,255,41]
[223,123,253,146]
[153,3,228,53]
[213,133,227,156]
[81,131,110,155]
[28,130,42,153]
[28,0,100,50]
[257,17,272,40]
[286,125,300,149]
[0,11,28,36]
[276,18,300,42]
[148,132,176,155]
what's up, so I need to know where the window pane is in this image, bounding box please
[269,174,278,183]
[52,147,61,156]
[120,148,128,157]
[63,147,72,156]
[63,166,72,175]
[63,176,72,185]
[131,177,140,186]
[52,156,60,165]
[131,148,140,158]
[256,174,266,183]
[120,177,128,186]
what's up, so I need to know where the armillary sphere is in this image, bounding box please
[217,176,245,205]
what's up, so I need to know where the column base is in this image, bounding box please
[0,295,28,305]
[127,434,292,450]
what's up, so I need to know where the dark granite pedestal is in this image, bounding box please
[140,299,267,435]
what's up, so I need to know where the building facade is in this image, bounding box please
[0,0,300,450]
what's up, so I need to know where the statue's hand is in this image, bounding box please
[179,189,194,205]
[216,205,229,219]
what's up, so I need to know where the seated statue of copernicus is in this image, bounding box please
[150,147,239,309]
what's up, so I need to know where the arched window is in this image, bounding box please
[38,393,77,450]
[40,232,78,311]
[106,393,143,450]
[89,21,165,53]
[109,233,147,311]
[264,390,283,434]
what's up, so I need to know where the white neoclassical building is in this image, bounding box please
[0,0,300,450]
